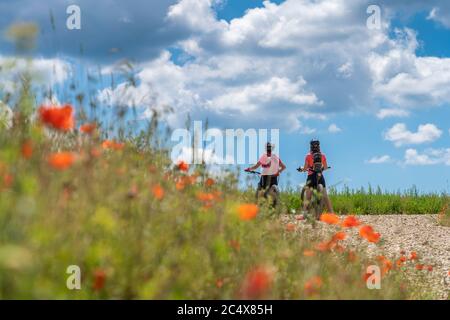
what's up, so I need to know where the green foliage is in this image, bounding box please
[282,186,447,215]
[0,123,437,299]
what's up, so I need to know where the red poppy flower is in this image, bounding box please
[48,152,76,170]
[331,231,347,242]
[303,249,316,257]
[320,213,340,225]
[341,215,360,228]
[21,140,33,159]
[228,239,240,251]
[286,223,296,232]
[39,104,75,131]
[102,140,124,150]
[177,161,189,172]
[359,225,381,243]
[93,269,107,291]
[237,204,259,221]
[151,184,164,200]
[80,123,96,134]
[240,266,274,299]
[304,276,323,296]
[205,178,215,187]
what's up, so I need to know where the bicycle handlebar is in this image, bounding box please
[296,166,331,172]
[244,170,261,175]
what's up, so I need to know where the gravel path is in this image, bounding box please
[281,214,450,300]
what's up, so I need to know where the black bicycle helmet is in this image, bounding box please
[310,139,320,153]
[266,142,275,151]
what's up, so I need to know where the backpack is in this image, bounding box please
[312,152,322,173]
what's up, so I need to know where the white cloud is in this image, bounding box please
[328,123,342,133]
[366,155,391,164]
[96,0,450,130]
[426,6,450,28]
[376,108,410,119]
[384,123,442,147]
[368,28,450,109]
[208,76,322,114]
[404,148,450,166]
[0,56,69,93]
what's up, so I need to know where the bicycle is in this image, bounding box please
[297,166,331,225]
[245,169,280,208]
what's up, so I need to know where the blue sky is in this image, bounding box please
[1,0,450,193]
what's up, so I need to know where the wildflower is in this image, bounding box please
[177,161,189,172]
[315,241,333,252]
[2,173,13,189]
[286,223,296,232]
[90,147,102,158]
[303,249,316,257]
[240,266,274,299]
[427,265,433,272]
[415,264,424,271]
[93,269,106,291]
[319,213,340,225]
[80,123,96,134]
[151,184,164,200]
[347,250,357,262]
[216,279,224,289]
[39,104,75,131]
[187,174,198,185]
[396,258,405,267]
[410,251,418,260]
[363,271,372,282]
[102,140,124,150]
[331,231,347,242]
[341,215,360,228]
[21,140,33,159]
[304,276,323,296]
[175,180,185,191]
[376,256,393,275]
[359,225,381,243]
[48,152,76,170]
[228,240,240,251]
[205,178,215,187]
[400,250,406,255]
[237,204,259,221]
[196,191,217,208]
[196,192,215,202]
[382,260,393,275]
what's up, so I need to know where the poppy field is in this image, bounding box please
[0,101,444,299]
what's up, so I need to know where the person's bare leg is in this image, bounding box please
[302,187,312,211]
[322,187,334,213]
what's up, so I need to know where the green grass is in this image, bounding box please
[281,186,448,215]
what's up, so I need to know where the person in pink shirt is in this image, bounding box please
[245,142,286,199]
